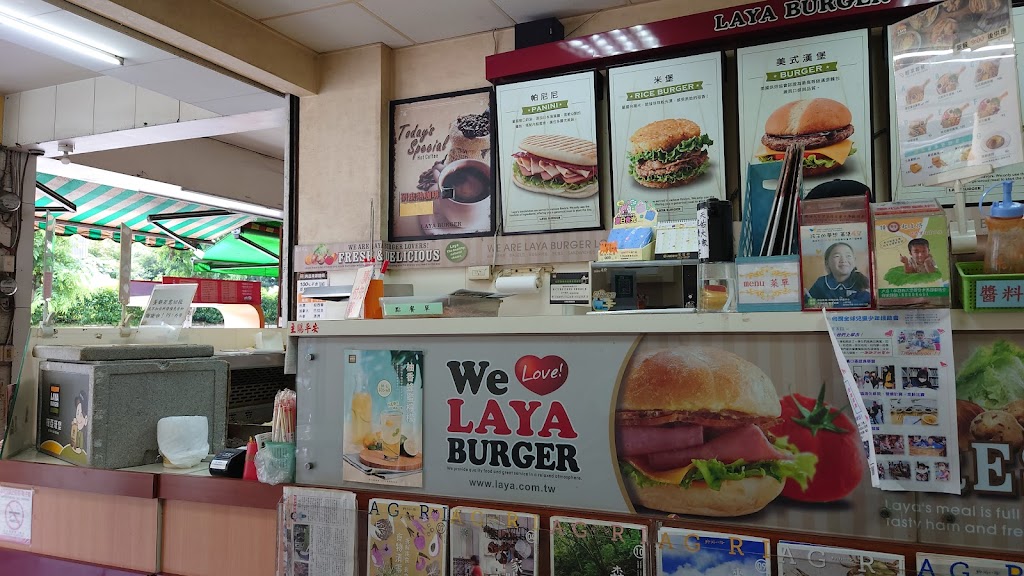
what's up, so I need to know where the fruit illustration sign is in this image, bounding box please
[737,29,872,202]
[496,71,602,234]
[609,52,726,221]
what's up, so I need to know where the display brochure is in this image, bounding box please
[367,498,448,576]
[496,71,602,234]
[778,542,905,576]
[917,553,1024,576]
[825,310,961,494]
[889,0,1023,188]
[609,52,725,221]
[892,4,1024,204]
[279,487,357,576]
[296,271,328,321]
[800,222,872,310]
[450,507,539,576]
[657,527,770,576]
[737,29,872,200]
[871,201,951,308]
[551,516,647,576]
[342,349,424,487]
[389,88,495,241]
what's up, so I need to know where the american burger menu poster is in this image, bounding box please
[496,72,602,234]
[738,30,872,199]
[609,52,725,222]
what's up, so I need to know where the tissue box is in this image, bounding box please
[36,344,227,469]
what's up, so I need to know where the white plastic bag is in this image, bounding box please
[157,416,209,468]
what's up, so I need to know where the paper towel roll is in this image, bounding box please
[495,274,540,294]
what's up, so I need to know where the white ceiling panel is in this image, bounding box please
[105,58,263,106]
[29,10,175,70]
[218,0,343,21]
[195,91,285,115]
[0,38,98,94]
[265,3,411,52]
[492,0,626,23]
[360,0,513,44]
[0,0,60,18]
[213,128,287,160]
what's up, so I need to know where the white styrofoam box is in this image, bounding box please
[54,79,95,141]
[93,76,136,134]
[2,94,19,146]
[17,86,56,144]
[135,86,180,129]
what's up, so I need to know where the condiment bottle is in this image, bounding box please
[980,180,1024,274]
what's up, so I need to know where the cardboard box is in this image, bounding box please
[871,200,950,308]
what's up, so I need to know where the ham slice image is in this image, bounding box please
[616,425,703,457]
[645,424,792,471]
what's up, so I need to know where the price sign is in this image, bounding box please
[975,279,1024,309]
[386,302,444,317]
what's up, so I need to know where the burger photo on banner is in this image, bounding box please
[389,88,495,242]
[738,29,872,199]
[609,52,725,222]
[496,71,602,234]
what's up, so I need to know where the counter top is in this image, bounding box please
[290,309,1020,337]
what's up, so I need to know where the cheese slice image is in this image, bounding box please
[754,139,854,164]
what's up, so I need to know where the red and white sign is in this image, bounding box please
[0,487,31,544]
[163,277,261,305]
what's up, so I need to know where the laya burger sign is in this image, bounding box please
[714,0,893,31]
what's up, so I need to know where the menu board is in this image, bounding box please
[496,72,602,234]
[892,4,1024,205]
[890,0,1022,188]
[609,53,725,221]
[738,30,872,199]
[389,89,495,242]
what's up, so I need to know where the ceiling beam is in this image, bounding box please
[56,0,319,96]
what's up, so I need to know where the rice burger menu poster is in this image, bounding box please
[389,88,495,242]
[738,29,872,198]
[496,71,602,234]
[609,52,725,221]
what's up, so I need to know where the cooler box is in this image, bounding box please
[35,344,228,469]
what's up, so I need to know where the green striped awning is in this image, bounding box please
[35,173,253,249]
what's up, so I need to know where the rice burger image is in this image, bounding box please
[627,119,713,188]
[756,98,856,177]
[615,345,816,517]
[511,134,598,198]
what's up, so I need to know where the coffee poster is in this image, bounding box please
[389,88,495,242]
[496,71,602,234]
[609,52,725,222]
[737,29,872,201]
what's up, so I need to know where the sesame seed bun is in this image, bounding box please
[628,119,702,154]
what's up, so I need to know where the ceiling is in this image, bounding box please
[0,38,98,94]
[218,0,658,53]
[212,128,286,160]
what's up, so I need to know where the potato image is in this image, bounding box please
[1005,399,1024,428]
[957,399,985,452]
[970,410,1024,452]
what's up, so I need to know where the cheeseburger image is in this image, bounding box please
[511,134,598,198]
[757,98,856,177]
[627,119,713,188]
[616,346,815,517]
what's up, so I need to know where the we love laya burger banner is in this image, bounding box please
[304,331,1024,550]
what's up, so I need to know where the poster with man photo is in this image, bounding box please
[389,88,495,242]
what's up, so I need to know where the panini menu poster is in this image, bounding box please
[891,4,1024,204]
[367,498,448,576]
[917,553,1024,576]
[778,542,905,576]
[737,30,872,200]
[450,507,539,576]
[657,528,770,576]
[609,53,725,221]
[551,516,647,576]
[342,350,424,487]
[389,89,495,242]
[496,72,602,234]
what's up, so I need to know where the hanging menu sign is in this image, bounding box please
[890,0,1022,188]
[496,72,602,234]
[738,29,872,201]
[609,52,725,221]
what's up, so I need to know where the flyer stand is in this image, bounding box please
[924,164,993,254]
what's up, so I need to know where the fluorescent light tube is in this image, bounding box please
[0,9,123,66]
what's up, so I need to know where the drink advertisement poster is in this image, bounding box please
[889,0,1023,188]
[450,507,539,576]
[891,4,1024,205]
[367,498,448,576]
[777,542,905,576]
[917,553,1024,576]
[342,349,424,487]
[389,88,495,242]
[496,71,602,234]
[737,29,872,201]
[551,516,647,576]
[657,528,769,576]
[608,52,726,221]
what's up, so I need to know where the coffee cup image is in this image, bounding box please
[437,159,491,226]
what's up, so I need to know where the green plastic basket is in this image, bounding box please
[956,261,1024,313]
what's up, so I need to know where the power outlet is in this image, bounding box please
[467,265,492,281]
